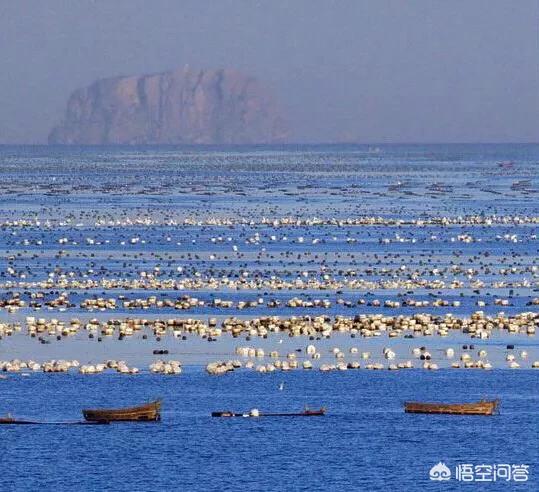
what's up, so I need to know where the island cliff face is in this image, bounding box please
[49,67,288,144]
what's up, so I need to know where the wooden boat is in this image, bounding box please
[404,400,499,416]
[212,407,326,418]
[82,400,161,422]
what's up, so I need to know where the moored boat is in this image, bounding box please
[404,400,499,415]
[212,407,326,418]
[498,160,514,169]
[82,400,161,422]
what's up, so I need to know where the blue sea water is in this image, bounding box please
[0,144,538,491]
[1,370,538,492]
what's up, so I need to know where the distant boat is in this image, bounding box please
[427,182,453,193]
[511,180,531,191]
[82,400,161,422]
[212,407,326,418]
[404,400,499,416]
[388,181,407,192]
[498,161,514,169]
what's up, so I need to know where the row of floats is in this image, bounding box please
[0,311,536,340]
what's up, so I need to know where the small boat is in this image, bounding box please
[427,182,453,193]
[388,181,406,192]
[212,407,326,418]
[212,411,238,417]
[82,400,161,422]
[498,160,514,169]
[511,180,531,191]
[404,400,499,416]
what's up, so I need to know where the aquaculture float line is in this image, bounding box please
[0,311,536,341]
[1,214,538,229]
[1,293,538,314]
[0,277,537,292]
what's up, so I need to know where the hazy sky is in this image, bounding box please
[1,0,537,143]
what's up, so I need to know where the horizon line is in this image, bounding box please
[0,141,538,147]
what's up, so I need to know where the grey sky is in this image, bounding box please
[0,0,537,143]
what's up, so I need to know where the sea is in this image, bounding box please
[0,144,538,491]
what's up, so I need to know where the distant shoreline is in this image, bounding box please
[1,142,539,148]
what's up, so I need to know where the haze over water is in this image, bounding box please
[1,1,538,144]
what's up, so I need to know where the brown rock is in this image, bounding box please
[49,67,288,144]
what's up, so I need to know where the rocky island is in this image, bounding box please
[49,66,288,145]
